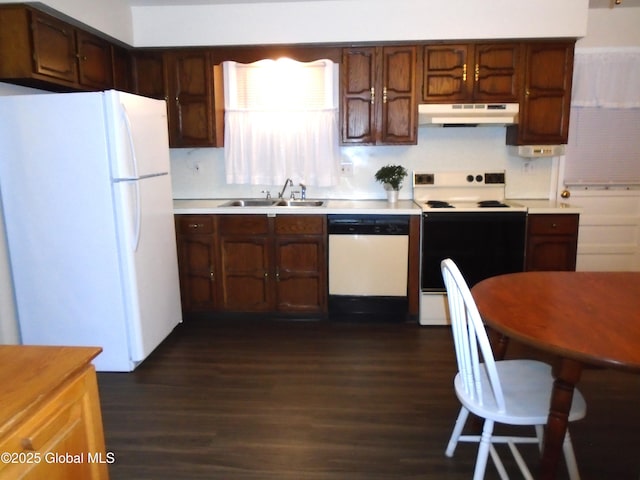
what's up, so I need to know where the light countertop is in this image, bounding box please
[174,198,581,215]
[173,199,422,215]
[509,199,582,214]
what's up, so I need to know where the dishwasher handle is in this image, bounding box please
[327,215,410,235]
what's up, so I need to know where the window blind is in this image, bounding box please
[564,49,640,187]
[564,107,640,186]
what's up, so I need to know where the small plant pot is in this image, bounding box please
[386,189,399,203]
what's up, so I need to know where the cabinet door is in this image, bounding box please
[76,30,113,89]
[473,43,520,102]
[30,11,77,84]
[420,44,470,103]
[218,215,272,312]
[341,46,417,145]
[341,47,377,144]
[132,51,166,100]
[379,46,417,145]
[507,42,574,145]
[274,215,327,313]
[526,214,579,271]
[175,216,218,312]
[0,367,108,480]
[112,45,133,92]
[166,50,222,147]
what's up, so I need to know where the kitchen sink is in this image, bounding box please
[274,200,325,207]
[220,199,278,207]
[220,199,326,208]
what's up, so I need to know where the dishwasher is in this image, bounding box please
[327,214,410,321]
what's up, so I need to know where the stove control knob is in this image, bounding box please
[476,174,484,183]
[466,175,474,182]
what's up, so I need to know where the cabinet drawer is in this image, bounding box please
[0,368,100,479]
[528,214,579,235]
[275,215,326,235]
[176,215,214,234]
[219,215,269,235]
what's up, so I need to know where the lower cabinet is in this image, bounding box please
[525,214,579,271]
[175,215,218,312]
[0,346,108,480]
[175,214,327,315]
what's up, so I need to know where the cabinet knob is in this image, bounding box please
[76,54,88,61]
[474,63,479,82]
[462,63,467,82]
[370,87,375,105]
[383,86,387,104]
[188,223,204,229]
[561,189,571,199]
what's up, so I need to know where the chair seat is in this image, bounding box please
[454,359,587,426]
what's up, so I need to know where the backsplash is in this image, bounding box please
[169,126,557,201]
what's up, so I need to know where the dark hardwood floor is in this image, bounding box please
[97,318,640,480]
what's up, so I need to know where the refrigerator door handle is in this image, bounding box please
[120,103,142,252]
[132,179,142,252]
[121,103,140,180]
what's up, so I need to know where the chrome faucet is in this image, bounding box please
[299,183,307,200]
[278,178,293,198]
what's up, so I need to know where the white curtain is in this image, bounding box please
[223,59,340,187]
[571,48,640,108]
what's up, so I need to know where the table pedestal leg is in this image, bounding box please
[540,357,583,480]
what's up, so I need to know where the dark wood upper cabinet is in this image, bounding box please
[341,46,417,145]
[75,30,113,89]
[507,41,575,145]
[165,50,224,147]
[473,43,521,102]
[1,5,576,149]
[111,45,133,93]
[30,11,78,84]
[132,50,166,100]
[421,42,520,103]
[0,6,115,91]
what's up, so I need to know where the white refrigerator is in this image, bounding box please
[0,90,182,372]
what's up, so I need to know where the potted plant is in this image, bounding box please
[374,164,408,203]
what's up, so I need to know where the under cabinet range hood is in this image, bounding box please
[418,103,519,126]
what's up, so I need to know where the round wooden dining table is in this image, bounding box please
[471,271,640,480]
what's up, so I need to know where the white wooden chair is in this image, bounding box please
[441,258,587,480]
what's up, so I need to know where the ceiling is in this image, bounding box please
[125,0,640,5]
[127,0,339,5]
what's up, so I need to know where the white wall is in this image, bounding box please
[132,0,588,47]
[577,6,640,48]
[169,127,551,201]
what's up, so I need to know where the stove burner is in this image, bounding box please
[426,200,454,208]
[478,200,509,208]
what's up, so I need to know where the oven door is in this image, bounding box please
[421,211,526,291]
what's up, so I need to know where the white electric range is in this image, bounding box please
[413,171,527,325]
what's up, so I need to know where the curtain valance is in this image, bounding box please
[571,48,640,108]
